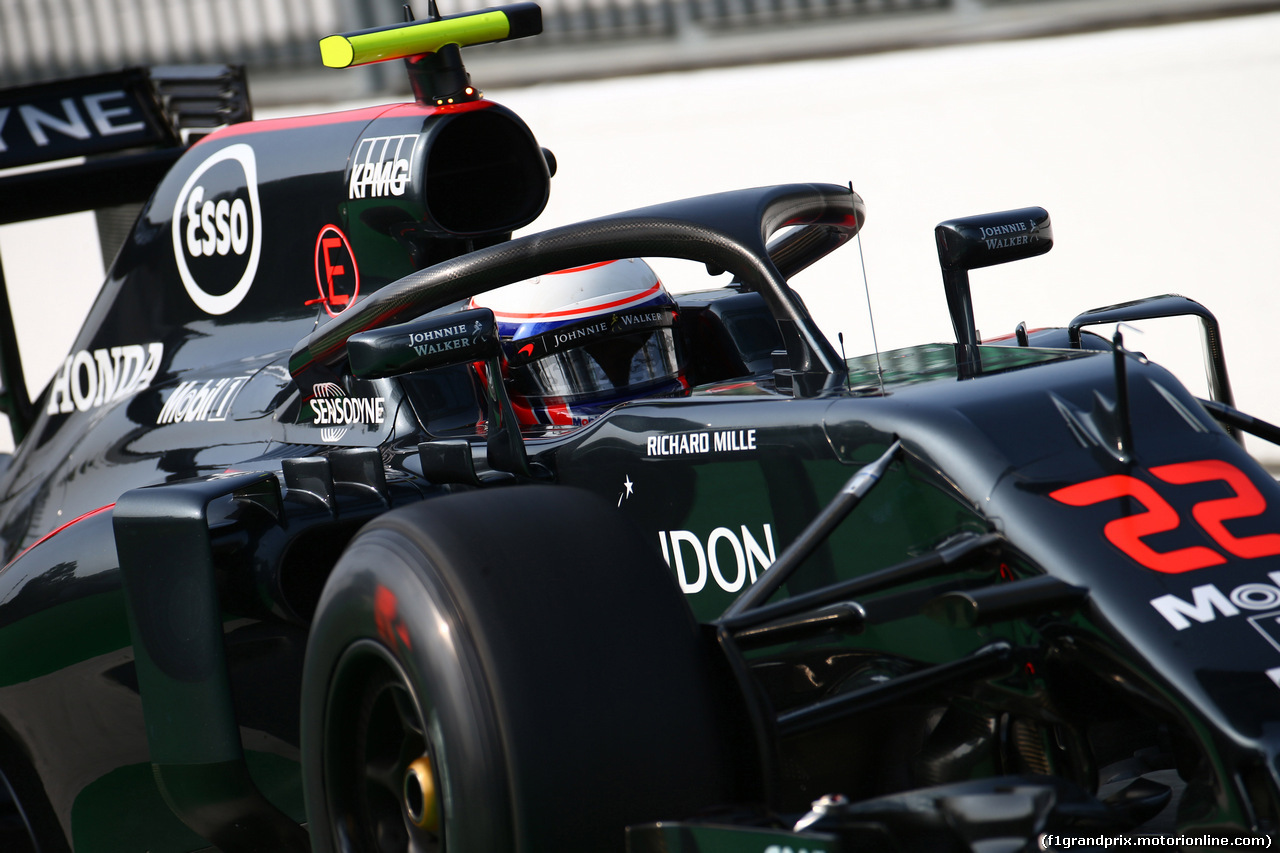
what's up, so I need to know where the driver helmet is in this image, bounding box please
[469,259,685,428]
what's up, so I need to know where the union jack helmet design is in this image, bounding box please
[469,259,685,427]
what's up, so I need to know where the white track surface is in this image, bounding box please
[3,12,1279,459]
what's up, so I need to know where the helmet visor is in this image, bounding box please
[510,326,680,401]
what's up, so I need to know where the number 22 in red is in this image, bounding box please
[1049,459,1280,573]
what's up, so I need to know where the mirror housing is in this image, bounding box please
[349,308,532,478]
[934,207,1052,376]
[935,207,1053,273]
[348,308,499,378]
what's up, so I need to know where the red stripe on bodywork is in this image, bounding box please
[5,504,115,569]
[195,99,492,145]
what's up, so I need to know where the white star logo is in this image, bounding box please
[617,475,634,507]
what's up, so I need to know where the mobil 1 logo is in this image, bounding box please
[171,143,262,315]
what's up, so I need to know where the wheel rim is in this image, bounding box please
[326,642,441,852]
[403,757,439,831]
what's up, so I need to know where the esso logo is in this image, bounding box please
[186,188,249,257]
[171,143,262,315]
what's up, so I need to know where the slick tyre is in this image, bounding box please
[0,748,67,853]
[301,486,739,853]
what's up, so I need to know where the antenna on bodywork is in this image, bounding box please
[405,0,474,106]
[850,181,885,394]
[837,333,851,391]
[1112,327,1135,463]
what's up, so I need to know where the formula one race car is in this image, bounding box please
[1,5,1278,852]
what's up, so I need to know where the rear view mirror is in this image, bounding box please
[348,308,499,379]
[349,307,534,479]
[935,207,1053,273]
[935,207,1052,376]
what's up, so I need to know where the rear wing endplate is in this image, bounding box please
[0,65,251,444]
[0,65,250,223]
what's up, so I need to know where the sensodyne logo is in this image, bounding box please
[308,381,386,443]
[171,143,263,315]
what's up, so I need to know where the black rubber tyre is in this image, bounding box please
[0,750,67,853]
[302,485,741,852]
